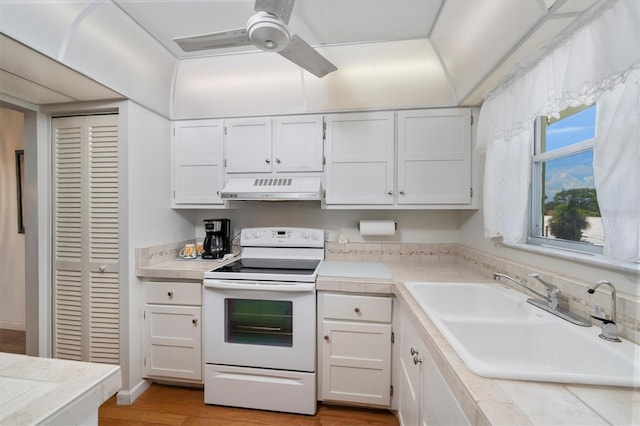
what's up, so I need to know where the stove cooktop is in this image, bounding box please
[212,258,321,275]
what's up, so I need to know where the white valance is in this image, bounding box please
[478,0,639,149]
[477,0,640,262]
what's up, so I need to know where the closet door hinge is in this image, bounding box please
[391,331,395,344]
[470,113,474,126]
[470,187,473,198]
[390,385,394,397]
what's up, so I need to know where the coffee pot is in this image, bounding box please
[202,219,231,259]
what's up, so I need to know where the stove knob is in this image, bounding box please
[302,231,310,239]
[312,232,320,240]
[243,231,251,239]
[253,230,261,239]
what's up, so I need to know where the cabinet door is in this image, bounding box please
[225,117,272,173]
[172,120,224,206]
[422,344,470,426]
[325,112,395,205]
[273,115,324,172]
[321,320,392,406]
[397,109,471,204]
[398,308,423,426]
[143,305,202,381]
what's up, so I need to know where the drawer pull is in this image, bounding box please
[413,355,422,365]
[167,291,174,297]
[410,347,418,356]
[324,335,330,341]
[192,318,198,325]
[354,307,361,314]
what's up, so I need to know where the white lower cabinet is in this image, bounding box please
[397,306,469,426]
[318,292,393,407]
[142,281,202,382]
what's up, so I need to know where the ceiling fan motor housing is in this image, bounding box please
[247,11,290,52]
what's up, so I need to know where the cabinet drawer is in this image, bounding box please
[322,293,392,322]
[144,281,201,305]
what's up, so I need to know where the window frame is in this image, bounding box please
[528,105,602,255]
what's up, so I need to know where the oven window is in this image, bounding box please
[225,298,293,347]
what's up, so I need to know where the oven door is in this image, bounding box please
[203,279,316,372]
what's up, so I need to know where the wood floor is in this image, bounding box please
[0,328,26,354]
[0,331,397,425]
[99,383,400,426]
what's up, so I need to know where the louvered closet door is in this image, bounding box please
[52,115,120,364]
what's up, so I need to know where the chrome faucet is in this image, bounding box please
[527,273,561,309]
[493,273,552,304]
[493,272,591,327]
[588,280,621,342]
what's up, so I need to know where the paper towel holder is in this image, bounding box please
[357,221,397,231]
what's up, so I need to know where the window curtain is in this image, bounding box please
[476,0,640,261]
[593,69,640,263]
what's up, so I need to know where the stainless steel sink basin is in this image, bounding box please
[404,281,640,387]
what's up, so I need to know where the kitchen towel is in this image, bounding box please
[358,220,396,236]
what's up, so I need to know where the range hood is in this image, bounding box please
[220,176,322,201]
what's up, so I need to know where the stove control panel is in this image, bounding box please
[241,227,324,248]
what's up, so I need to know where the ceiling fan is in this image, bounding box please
[173,0,337,78]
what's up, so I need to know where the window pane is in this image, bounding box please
[538,150,602,245]
[544,105,596,152]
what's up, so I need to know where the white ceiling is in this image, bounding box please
[0,0,602,114]
[115,0,443,57]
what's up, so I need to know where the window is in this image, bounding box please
[529,104,603,254]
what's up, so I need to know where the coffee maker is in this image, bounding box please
[202,219,231,259]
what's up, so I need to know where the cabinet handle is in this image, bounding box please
[387,191,393,196]
[265,158,271,164]
[413,355,422,365]
[275,158,281,164]
[399,190,406,195]
[324,335,330,341]
[98,265,106,273]
[167,291,174,297]
[192,318,198,325]
[410,347,418,356]
[354,307,361,314]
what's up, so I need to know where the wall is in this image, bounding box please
[0,107,25,330]
[189,205,463,246]
[122,101,195,400]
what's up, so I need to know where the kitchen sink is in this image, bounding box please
[404,281,640,387]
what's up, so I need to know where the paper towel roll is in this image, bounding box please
[359,220,396,236]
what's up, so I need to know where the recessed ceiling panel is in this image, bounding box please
[172,52,305,119]
[0,1,91,59]
[115,0,442,58]
[431,0,545,103]
[304,39,454,112]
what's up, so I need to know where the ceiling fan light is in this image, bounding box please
[247,12,290,52]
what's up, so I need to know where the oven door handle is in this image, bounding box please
[204,280,315,292]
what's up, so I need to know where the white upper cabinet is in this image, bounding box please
[225,116,324,174]
[325,112,395,205]
[172,119,225,207]
[325,108,475,209]
[273,115,324,173]
[224,117,273,173]
[397,109,471,205]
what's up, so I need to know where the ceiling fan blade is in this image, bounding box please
[278,35,337,78]
[254,0,295,24]
[173,28,251,52]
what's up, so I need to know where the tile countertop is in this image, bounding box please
[136,258,639,425]
[0,353,121,425]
